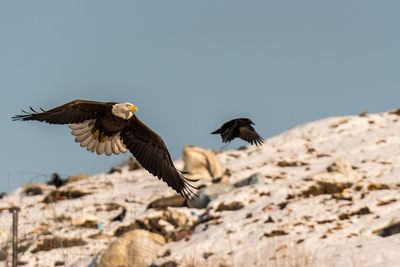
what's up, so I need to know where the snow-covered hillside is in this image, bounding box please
[1,110,400,267]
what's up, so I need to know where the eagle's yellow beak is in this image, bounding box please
[128,105,139,112]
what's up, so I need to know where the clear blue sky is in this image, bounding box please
[1,1,400,192]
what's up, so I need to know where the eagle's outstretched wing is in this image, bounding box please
[12,99,113,124]
[121,116,198,199]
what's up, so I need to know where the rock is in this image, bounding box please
[157,219,175,233]
[263,230,288,238]
[111,206,127,222]
[187,183,234,209]
[182,145,227,182]
[23,184,48,196]
[187,190,211,209]
[170,228,193,242]
[28,223,50,235]
[376,198,397,206]
[276,160,308,167]
[113,209,195,243]
[216,201,245,212]
[367,183,391,191]
[109,156,141,173]
[88,233,113,240]
[43,189,91,203]
[163,209,190,228]
[301,159,359,197]
[147,195,186,210]
[264,216,275,223]
[72,215,98,228]
[147,210,195,241]
[151,261,178,267]
[329,117,350,128]
[325,159,355,174]
[114,220,146,237]
[338,207,371,220]
[97,229,165,267]
[234,173,265,188]
[66,174,89,184]
[389,108,400,116]
[375,222,400,237]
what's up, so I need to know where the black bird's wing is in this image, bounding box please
[239,125,264,146]
[211,119,239,143]
[12,99,113,124]
[120,116,197,199]
[220,126,238,143]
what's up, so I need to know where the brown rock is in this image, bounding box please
[114,220,147,237]
[338,207,371,220]
[147,195,186,210]
[301,159,359,197]
[72,215,98,228]
[88,233,112,240]
[216,201,244,212]
[66,174,89,184]
[43,189,91,203]
[23,184,47,196]
[263,230,288,238]
[276,161,308,167]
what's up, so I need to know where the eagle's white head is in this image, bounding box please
[112,102,139,120]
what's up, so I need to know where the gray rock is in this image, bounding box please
[188,184,233,209]
[234,173,264,188]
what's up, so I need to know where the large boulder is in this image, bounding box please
[182,145,227,182]
[97,229,165,267]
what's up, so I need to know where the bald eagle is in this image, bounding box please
[12,99,197,199]
[211,118,264,146]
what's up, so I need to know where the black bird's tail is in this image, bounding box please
[211,128,221,134]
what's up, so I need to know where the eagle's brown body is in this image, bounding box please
[95,112,128,137]
[13,99,197,199]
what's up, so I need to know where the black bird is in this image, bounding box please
[211,118,264,146]
[12,99,197,199]
[47,173,67,188]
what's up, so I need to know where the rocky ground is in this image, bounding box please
[1,110,400,267]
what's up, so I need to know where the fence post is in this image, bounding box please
[9,207,20,267]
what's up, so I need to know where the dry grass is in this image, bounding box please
[174,242,313,267]
[180,254,230,267]
[172,239,375,267]
[267,244,314,267]
[31,237,87,254]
